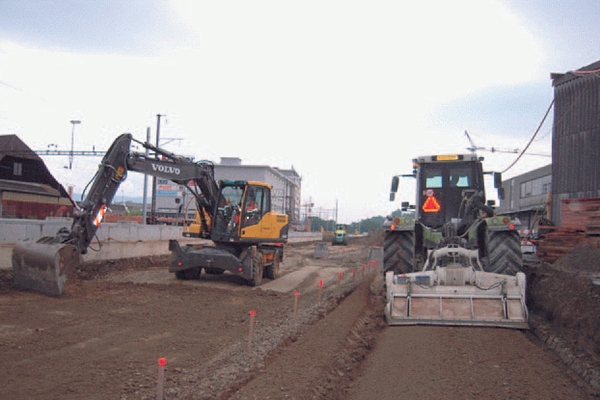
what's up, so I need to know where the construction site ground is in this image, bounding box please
[1,232,599,399]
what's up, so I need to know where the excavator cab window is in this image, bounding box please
[242,185,269,227]
[213,185,245,236]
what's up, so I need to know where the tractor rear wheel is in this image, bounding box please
[384,231,416,274]
[484,230,523,275]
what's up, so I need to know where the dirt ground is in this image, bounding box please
[1,233,599,399]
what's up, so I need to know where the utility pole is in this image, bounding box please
[69,120,81,169]
[142,127,151,225]
[150,114,165,224]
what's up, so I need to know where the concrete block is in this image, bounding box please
[0,222,29,243]
[40,219,72,237]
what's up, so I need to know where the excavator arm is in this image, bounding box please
[12,133,221,295]
[126,138,220,238]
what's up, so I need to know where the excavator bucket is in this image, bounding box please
[385,268,528,329]
[12,240,82,296]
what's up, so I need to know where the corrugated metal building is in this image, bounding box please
[550,60,600,225]
[0,134,75,218]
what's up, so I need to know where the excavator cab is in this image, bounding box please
[211,181,288,242]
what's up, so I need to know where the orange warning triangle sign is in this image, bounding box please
[422,196,440,213]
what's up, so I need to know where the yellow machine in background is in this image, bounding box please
[183,211,211,238]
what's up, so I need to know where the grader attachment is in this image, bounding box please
[12,240,82,296]
[385,268,528,329]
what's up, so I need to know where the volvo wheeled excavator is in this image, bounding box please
[383,154,528,329]
[12,133,289,296]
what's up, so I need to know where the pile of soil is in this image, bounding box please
[525,245,600,391]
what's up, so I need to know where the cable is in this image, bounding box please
[502,98,555,174]
[502,68,598,173]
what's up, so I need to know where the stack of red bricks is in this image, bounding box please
[535,197,600,263]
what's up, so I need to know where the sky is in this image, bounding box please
[1,0,599,223]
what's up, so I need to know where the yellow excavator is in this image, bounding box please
[12,133,289,296]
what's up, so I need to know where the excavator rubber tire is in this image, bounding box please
[264,254,280,280]
[383,231,416,274]
[484,230,523,275]
[247,251,264,287]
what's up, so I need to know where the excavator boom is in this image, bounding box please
[12,133,222,296]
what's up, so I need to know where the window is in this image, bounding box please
[221,186,244,206]
[520,175,551,198]
[243,186,269,227]
[424,168,443,188]
[448,167,471,188]
[13,162,22,176]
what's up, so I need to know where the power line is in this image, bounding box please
[501,98,555,174]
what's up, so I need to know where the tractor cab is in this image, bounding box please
[415,155,486,229]
[390,154,503,230]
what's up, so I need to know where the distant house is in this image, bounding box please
[0,134,75,219]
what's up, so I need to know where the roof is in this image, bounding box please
[0,134,43,162]
[551,59,600,86]
[0,178,62,197]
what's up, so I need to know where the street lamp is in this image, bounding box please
[69,120,81,169]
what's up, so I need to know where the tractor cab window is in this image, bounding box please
[423,166,473,189]
[448,167,471,188]
[424,168,443,188]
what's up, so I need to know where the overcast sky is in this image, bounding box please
[1,0,599,223]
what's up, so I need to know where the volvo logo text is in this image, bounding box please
[151,164,181,175]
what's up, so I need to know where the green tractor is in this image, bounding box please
[383,154,527,329]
